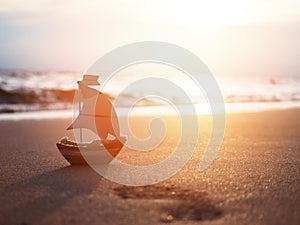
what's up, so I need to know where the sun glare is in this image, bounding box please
[165,0,251,26]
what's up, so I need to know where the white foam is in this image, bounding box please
[1,102,300,121]
[0,110,73,121]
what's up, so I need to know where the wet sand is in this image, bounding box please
[0,109,299,225]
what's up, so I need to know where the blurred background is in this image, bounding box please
[0,0,299,114]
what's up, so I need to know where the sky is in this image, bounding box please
[0,0,300,77]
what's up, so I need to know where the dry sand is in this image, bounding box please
[0,109,299,225]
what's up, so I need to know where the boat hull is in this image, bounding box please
[56,137,125,165]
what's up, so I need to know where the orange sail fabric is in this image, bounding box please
[81,74,100,85]
[67,81,120,140]
[95,93,120,139]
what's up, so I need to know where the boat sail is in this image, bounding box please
[56,75,126,165]
[67,75,120,140]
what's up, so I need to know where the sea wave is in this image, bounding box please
[0,69,78,112]
[0,69,300,113]
[225,93,300,103]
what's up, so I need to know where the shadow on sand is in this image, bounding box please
[3,166,223,224]
[3,166,101,224]
[114,185,223,223]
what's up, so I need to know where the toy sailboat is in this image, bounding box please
[56,75,126,165]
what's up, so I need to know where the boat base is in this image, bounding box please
[56,136,126,165]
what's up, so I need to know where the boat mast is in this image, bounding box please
[78,82,83,142]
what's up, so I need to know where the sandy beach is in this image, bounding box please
[0,109,299,225]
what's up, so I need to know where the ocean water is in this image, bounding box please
[0,68,299,116]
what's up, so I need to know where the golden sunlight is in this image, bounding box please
[164,0,252,26]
